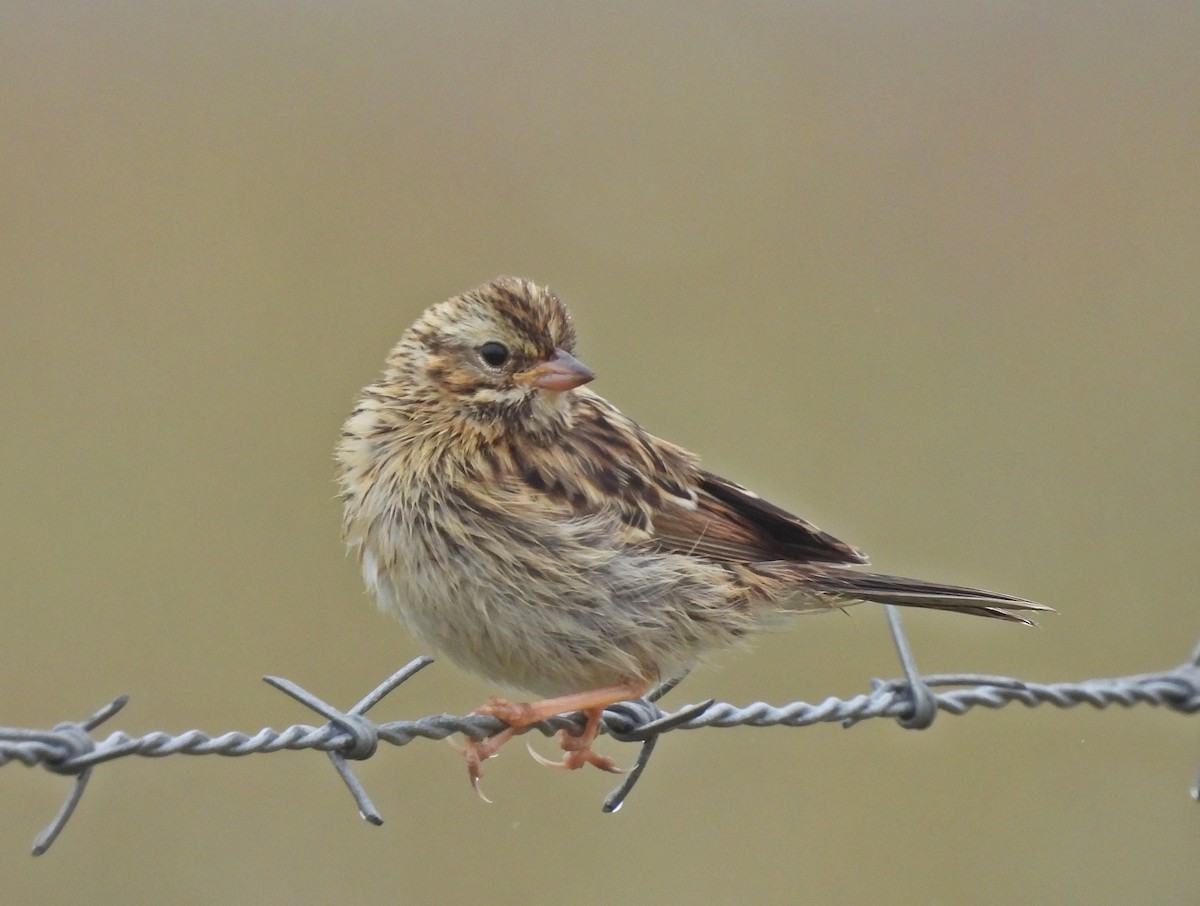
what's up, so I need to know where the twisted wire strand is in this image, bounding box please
[5,609,1199,855]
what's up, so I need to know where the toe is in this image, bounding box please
[565,749,622,774]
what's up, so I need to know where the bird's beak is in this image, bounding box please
[514,349,595,392]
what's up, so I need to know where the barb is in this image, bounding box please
[5,615,1200,855]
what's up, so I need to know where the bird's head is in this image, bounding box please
[390,276,595,439]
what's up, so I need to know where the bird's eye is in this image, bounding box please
[478,341,510,368]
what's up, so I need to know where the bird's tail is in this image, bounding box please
[807,568,1052,625]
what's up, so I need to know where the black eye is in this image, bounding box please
[478,341,510,368]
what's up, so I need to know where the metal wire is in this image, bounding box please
[5,607,1199,854]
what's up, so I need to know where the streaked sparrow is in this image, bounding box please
[336,277,1048,793]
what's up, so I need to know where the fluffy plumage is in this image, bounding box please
[336,276,1048,789]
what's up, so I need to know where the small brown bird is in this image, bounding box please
[336,277,1047,793]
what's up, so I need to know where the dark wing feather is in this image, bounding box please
[518,392,865,568]
[653,469,869,566]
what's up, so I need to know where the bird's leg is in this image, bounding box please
[462,681,649,794]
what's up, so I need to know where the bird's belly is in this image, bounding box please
[362,538,632,695]
[360,519,746,697]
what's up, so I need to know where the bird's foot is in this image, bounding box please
[525,727,623,774]
[449,726,517,803]
[458,682,648,797]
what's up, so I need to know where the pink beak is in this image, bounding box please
[515,349,595,392]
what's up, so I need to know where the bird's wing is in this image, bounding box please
[656,469,869,565]
[512,390,868,566]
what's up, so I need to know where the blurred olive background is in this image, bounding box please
[2,3,1197,904]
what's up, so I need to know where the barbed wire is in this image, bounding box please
[5,607,1199,856]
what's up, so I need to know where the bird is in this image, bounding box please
[336,276,1048,795]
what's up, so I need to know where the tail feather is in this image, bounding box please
[809,568,1052,626]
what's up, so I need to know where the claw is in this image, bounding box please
[526,740,568,770]
[470,771,493,804]
[462,738,494,803]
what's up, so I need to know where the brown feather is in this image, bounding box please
[784,566,1053,624]
[651,482,859,564]
[521,391,866,564]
